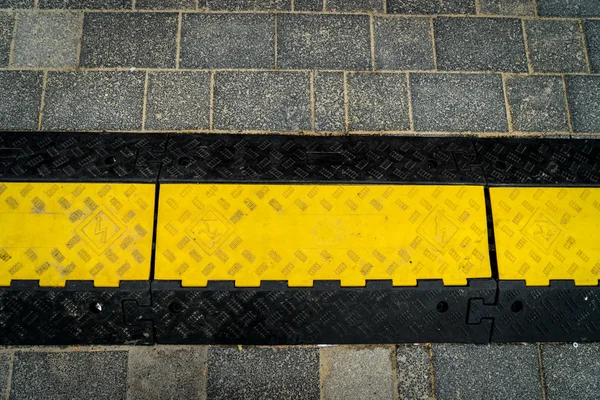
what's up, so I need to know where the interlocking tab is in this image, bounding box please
[491,187,600,286]
[155,184,491,287]
[0,183,155,287]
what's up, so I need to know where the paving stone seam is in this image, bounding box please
[140,70,149,131]
[537,343,548,400]
[175,11,183,69]
[521,18,534,73]
[209,70,215,130]
[309,70,316,131]
[501,73,515,132]
[36,70,47,131]
[578,19,593,73]
[3,351,13,400]
[561,74,575,133]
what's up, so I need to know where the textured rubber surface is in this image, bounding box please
[152,280,496,344]
[0,131,166,183]
[0,281,152,345]
[155,184,491,287]
[0,183,155,287]
[491,187,600,285]
[469,281,600,342]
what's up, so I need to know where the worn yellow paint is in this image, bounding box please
[491,187,600,286]
[155,184,491,287]
[0,182,155,287]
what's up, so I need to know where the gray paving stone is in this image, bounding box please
[43,71,145,131]
[207,346,319,400]
[145,71,210,131]
[127,346,207,400]
[208,0,291,10]
[213,71,311,131]
[387,0,475,14]
[314,72,345,132]
[536,0,600,17]
[0,352,11,399]
[396,345,433,400]
[80,12,177,68]
[320,346,395,400]
[525,20,587,73]
[584,20,600,74]
[10,350,127,400]
[432,344,542,400]
[542,343,600,400]
[506,75,569,132]
[0,70,42,130]
[435,17,527,72]
[136,0,198,8]
[294,0,321,11]
[325,0,383,12]
[410,73,507,132]
[0,0,32,7]
[180,13,274,69]
[39,0,132,8]
[13,11,81,68]
[0,11,13,67]
[347,72,409,131]
[566,75,600,133]
[278,14,371,70]
[479,0,535,15]
[374,17,434,71]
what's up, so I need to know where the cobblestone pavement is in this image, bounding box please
[1,0,600,399]
[0,344,598,399]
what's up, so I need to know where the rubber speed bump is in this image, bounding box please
[155,184,491,287]
[490,187,600,286]
[0,182,155,287]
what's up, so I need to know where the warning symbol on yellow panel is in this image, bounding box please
[186,207,234,254]
[155,184,492,287]
[0,182,155,287]
[491,187,600,286]
[77,208,125,254]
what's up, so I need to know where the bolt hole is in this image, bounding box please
[104,156,117,165]
[178,157,191,167]
[436,301,449,313]
[89,302,102,314]
[427,160,439,169]
[495,160,507,170]
[511,300,523,313]
[169,302,183,314]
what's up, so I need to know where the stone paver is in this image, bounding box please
[396,345,433,400]
[314,72,345,132]
[213,71,311,131]
[536,0,600,17]
[410,73,508,132]
[325,0,383,12]
[0,0,32,7]
[207,347,319,400]
[432,344,543,400]
[435,17,528,72]
[0,11,13,67]
[145,71,211,131]
[374,17,434,71]
[80,12,178,68]
[39,0,131,8]
[584,20,600,74]
[0,70,42,130]
[542,343,600,400]
[208,0,291,10]
[180,13,274,69]
[565,75,600,133]
[387,0,475,14]
[135,0,196,9]
[43,71,145,131]
[320,346,395,400]
[480,0,535,15]
[0,352,11,399]
[347,72,410,131]
[13,11,81,68]
[127,346,207,400]
[277,14,371,70]
[525,20,588,73]
[505,75,569,132]
[294,0,322,11]
[10,350,127,400]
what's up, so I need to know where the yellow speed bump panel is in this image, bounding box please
[155,184,491,287]
[491,187,600,286]
[0,183,155,287]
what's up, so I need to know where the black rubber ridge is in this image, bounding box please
[0,281,153,345]
[151,280,497,344]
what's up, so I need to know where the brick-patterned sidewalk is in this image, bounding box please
[0,344,599,399]
[0,0,598,134]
